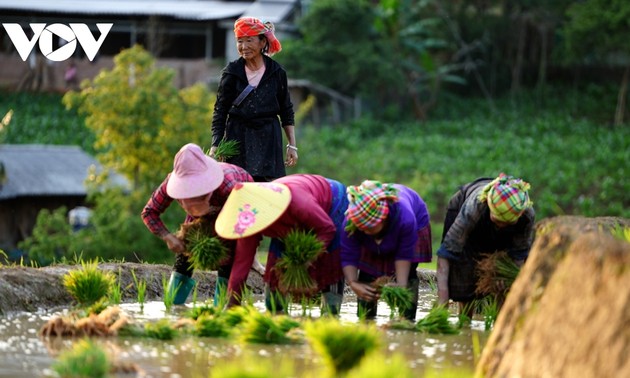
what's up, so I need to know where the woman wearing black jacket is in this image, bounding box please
[210,17,297,182]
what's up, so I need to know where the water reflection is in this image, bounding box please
[0,290,486,377]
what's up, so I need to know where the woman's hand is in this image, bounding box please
[208,146,218,159]
[163,233,185,254]
[349,281,380,302]
[285,147,298,167]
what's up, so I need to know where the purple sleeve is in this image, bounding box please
[340,225,362,268]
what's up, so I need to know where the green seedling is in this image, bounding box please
[162,274,176,312]
[130,269,146,312]
[179,219,229,271]
[145,319,178,340]
[108,268,122,305]
[276,229,324,295]
[239,309,301,345]
[305,318,381,376]
[52,338,110,378]
[211,140,240,162]
[63,259,115,307]
[416,305,460,335]
[380,285,414,319]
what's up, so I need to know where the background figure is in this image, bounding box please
[436,173,535,313]
[64,60,78,90]
[341,180,432,321]
[209,17,297,182]
[215,174,348,315]
[141,143,253,304]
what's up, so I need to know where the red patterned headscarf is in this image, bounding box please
[234,17,282,56]
[345,180,399,231]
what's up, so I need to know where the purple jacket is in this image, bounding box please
[341,185,429,268]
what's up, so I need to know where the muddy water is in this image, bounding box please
[0,290,486,377]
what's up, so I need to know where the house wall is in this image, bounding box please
[0,196,85,253]
[0,52,225,92]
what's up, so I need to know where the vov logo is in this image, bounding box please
[2,23,113,62]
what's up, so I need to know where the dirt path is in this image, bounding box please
[0,262,264,315]
[0,262,437,315]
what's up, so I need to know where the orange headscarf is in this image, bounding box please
[234,17,282,56]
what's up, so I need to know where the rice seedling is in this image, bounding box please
[222,305,253,327]
[107,268,122,305]
[305,318,381,376]
[194,314,230,338]
[210,140,240,162]
[178,219,229,271]
[380,285,414,319]
[238,309,301,344]
[144,319,178,340]
[51,338,110,378]
[162,274,176,312]
[480,296,500,331]
[85,297,109,315]
[212,355,295,378]
[346,353,414,378]
[415,306,459,335]
[275,229,324,295]
[186,303,218,320]
[475,251,520,298]
[130,269,146,312]
[63,259,115,307]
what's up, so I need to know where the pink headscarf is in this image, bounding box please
[234,17,282,56]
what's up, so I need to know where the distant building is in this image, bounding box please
[0,144,128,252]
[0,0,300,91]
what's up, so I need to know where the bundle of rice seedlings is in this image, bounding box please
[63,259,115,307]
[212,355,295,378]
[305,318,381,376]
[275,229,324,295]
[194,314,230,338]
[211,140,240,162]
[346,353,414,378]
[380,285,414,319]
[238,310,301,344]
[415,306,459,335]
[178,219,229,271]
[222,304,254,327]
[185,303,218,320]
[52,339,110,378]
[144,319,178,340]
[475,251,521,297]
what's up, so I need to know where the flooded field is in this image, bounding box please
[0,290,487,377]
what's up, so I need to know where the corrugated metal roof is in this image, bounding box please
[0,144,128,200]
[0,0,252,21]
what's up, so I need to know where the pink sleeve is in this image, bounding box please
[289,195,336,248]
[227,234,261,305]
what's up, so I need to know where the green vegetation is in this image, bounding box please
[415,306,460,334]
[62,259,115,307]
[178,219,229,271]
[380,285,414,319]
[276,229,325,295]
[305,318,382,376]
[51,339,110,378]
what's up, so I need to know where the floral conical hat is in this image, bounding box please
[215,182,291,239]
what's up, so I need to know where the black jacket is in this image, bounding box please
[211,56,294,179]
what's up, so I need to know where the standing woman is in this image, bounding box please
[341,180,432,321]
[209,17,297,182]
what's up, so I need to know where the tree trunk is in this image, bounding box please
[614,66,629,127]
[510,14,527,95]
